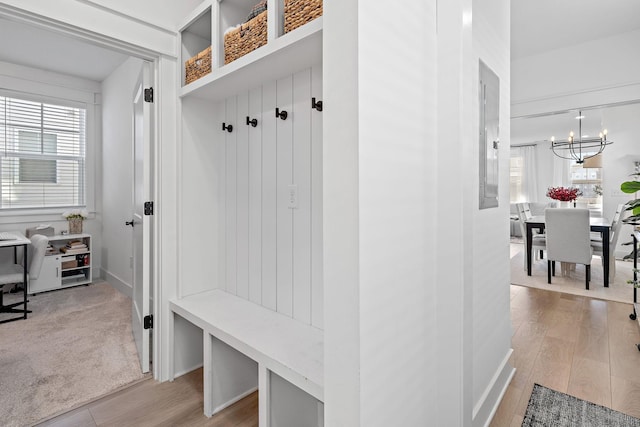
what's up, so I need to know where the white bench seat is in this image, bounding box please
[170,289,324,421]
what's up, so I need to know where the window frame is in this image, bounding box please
[0,88,96,222]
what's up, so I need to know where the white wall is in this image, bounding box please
[0,60,103,273]
[324,0,511,425]
[472,0,514,425]
[601,103,640,256]
[101,57,144,295]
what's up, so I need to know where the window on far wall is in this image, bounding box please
[0,96,86,210]
[570,154,602,209]
[510,155,524,203]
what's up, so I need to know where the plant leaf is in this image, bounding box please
[623,214,640,225]
[625,199,640,210]
[621,181,640,194]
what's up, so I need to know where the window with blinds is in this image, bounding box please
[0,95,86,210]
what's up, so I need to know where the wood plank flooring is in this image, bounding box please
[491,285,640,426]
[37,368,258,427]
[41,284,640,426]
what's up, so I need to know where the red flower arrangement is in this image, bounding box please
[546,186,582,202]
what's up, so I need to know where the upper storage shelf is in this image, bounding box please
[179,0,322,102]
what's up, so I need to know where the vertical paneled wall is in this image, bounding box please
[220,65,323,329]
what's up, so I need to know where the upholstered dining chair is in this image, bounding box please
[516,202,546,269]
[545,208,594,290]
[0,234,48,320]
[592,204,626,280]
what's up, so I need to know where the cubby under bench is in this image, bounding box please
[170,289,324,426]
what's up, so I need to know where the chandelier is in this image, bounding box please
[550,110,613,164]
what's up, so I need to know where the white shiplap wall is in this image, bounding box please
[180,66,323,329]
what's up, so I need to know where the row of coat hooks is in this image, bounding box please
[222,98,323,133]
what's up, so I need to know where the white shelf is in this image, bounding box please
[29,234,92,294]
[180,17,322,102]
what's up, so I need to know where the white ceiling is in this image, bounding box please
[0,16,129,82]
[2,2,640,81]
[511,0,640,59]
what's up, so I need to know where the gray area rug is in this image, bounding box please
[523,383,640,426]
[0,282,145,427]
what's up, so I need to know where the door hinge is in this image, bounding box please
[144,87,153,103]
[144,314,153,329]
[144,201,154,215]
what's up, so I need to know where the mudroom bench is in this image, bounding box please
[169,289,324,425]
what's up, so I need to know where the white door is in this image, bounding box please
[131,62,153,373]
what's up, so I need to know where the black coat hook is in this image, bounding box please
[222,122,233,133]
[311,97,323,111]
[275,108,288,120]
[246,116,258,127]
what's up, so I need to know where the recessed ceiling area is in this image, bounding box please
[0,16,129,82]
[511,0,640,59]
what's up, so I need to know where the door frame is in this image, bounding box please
[0,7,164,380]
[132,63,154,374]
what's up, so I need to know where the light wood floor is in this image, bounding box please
[491,285,640,426]
[37,368,258,427]
[41,285,640,426]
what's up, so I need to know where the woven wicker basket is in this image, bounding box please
[185,46,212,85]
[284,0,322,34]
[224,10,268,64]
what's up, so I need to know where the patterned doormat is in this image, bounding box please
[522,384,640,426]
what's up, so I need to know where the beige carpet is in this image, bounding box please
[511,244,638,304]
[0,282,145,427]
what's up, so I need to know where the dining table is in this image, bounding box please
[525,215,611,287]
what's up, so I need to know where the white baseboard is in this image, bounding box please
[103,268,132,298]
[173,363,204,379]
[212,386,258,415]
[473,349,515,427]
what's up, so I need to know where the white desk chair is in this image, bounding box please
[545,208,594,290]
[0,234,48,321]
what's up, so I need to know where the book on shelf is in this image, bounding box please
[59,239,88,254]
[60,247,88,255]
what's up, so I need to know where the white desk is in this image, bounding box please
[0,231,31,323]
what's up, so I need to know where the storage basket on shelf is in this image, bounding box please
[224,10,268,64]
[284,0,322,34]
[185,46,212,85]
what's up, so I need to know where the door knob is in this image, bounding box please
[125,220,135,227]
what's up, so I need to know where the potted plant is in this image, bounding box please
[62,209,89,234]
[621,173,640,289]
[546,186,583,207]
[621,175,640,225]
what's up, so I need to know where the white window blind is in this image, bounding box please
[0,95,86,209]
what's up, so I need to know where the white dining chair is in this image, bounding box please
[516,202,546,270]
[545,208,594,290]
[592,204,626,280]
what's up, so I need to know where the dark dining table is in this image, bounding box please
[525,215,611,287]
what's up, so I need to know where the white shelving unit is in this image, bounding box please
[29,234,92,294]
[179,0,322,102]
[176,1,324,425]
